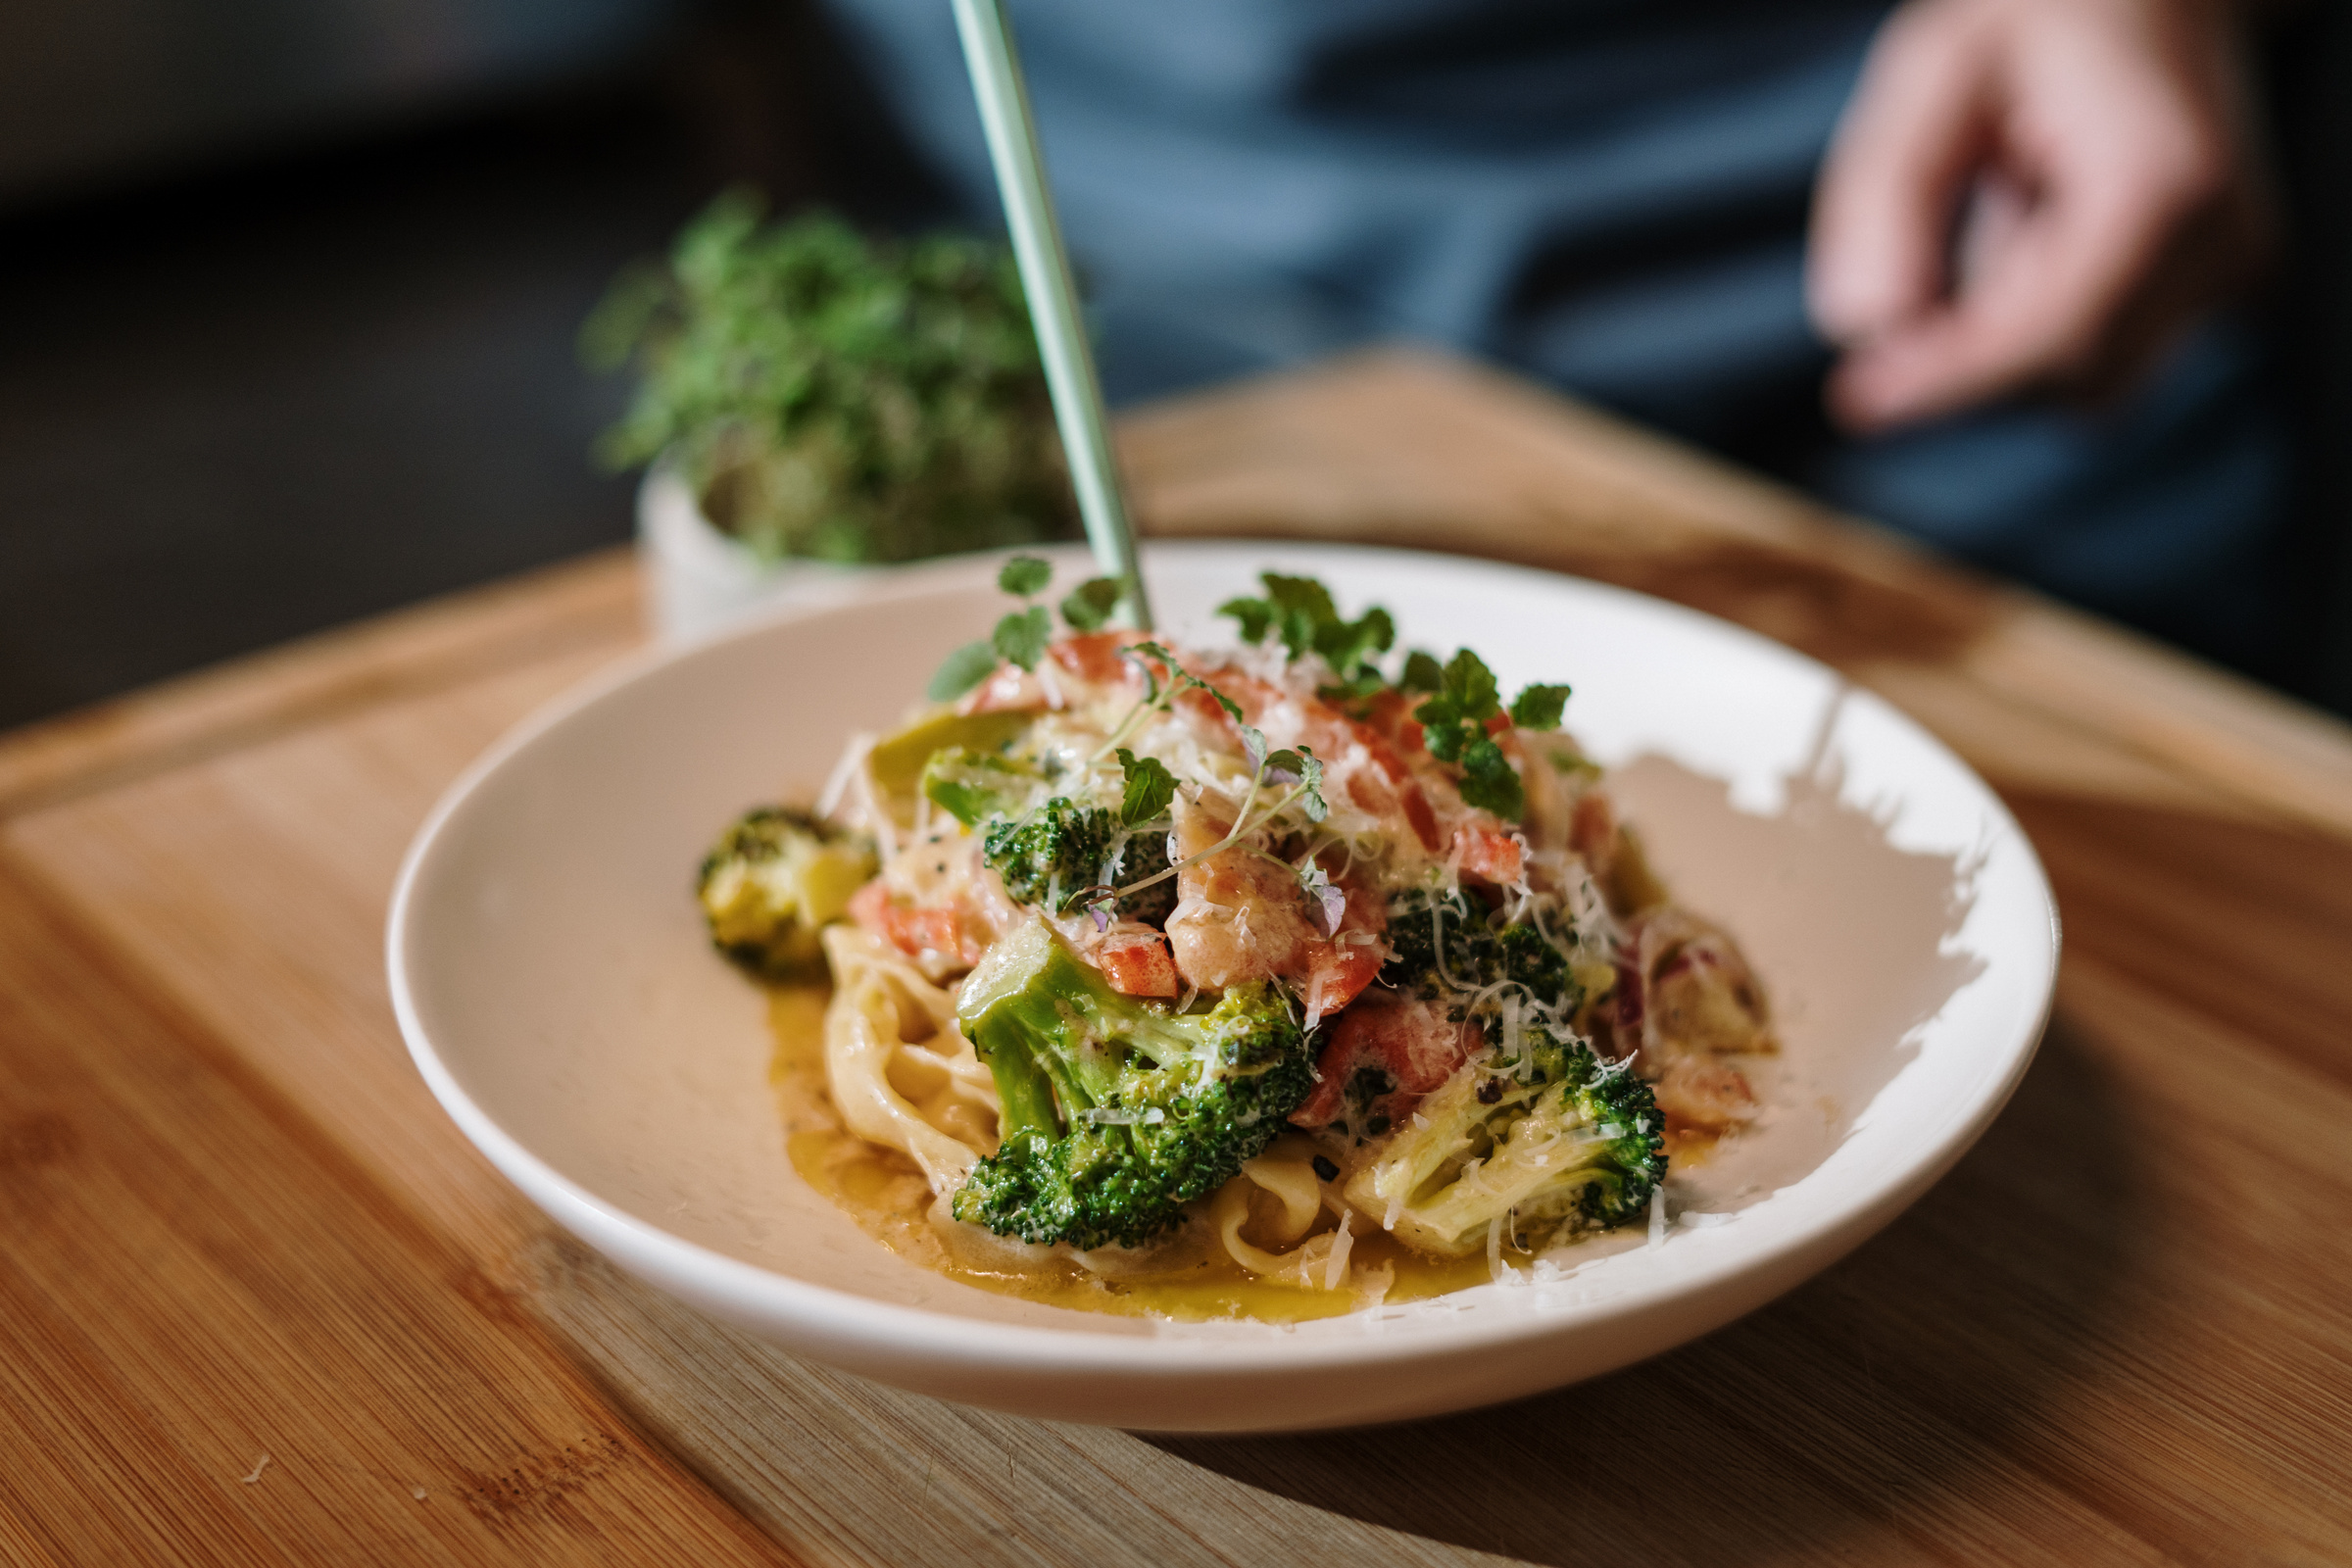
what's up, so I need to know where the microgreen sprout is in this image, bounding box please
[929,555,1054,698]
[932,554,1132,701]
[1068,743,1327,920]
[991,555,1054,670]
[1298,859,1347,936]
[1088,640,1243,763]
[1114,748,1176,827]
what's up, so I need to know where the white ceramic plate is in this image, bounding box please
[388,542,2057,1432]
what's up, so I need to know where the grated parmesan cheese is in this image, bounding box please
[814,731,873,824]
[1324,1210,1355,1292]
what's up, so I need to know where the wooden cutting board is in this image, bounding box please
[3,351,2347,1566]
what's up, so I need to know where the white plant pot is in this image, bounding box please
[636,464,870,643]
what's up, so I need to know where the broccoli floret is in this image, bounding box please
[1382,887,1579,1017]
[1105,826,1175,923]
[981,796,1106,906]
[951,920,1312,1250]
[696,807,877,980]
[1345,1022,1665,1256]
[980,796,1175,924]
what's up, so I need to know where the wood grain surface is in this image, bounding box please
[3,350,2346,1566]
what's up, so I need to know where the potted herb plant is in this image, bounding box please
[581,190,1078,638]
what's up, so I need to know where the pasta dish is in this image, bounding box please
[695,563,1773,1319]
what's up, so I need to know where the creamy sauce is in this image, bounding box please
[766,985,1693,1325]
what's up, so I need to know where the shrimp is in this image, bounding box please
[850,830,1021,979]
[1290,992,1480,1129]
[1094,920,1181,999]
[1451,824,1525,888]
[1294,871,1387,1028]
[1050,630,1140,684]
[1164,795,1314,990]
[1173,659,1443,855]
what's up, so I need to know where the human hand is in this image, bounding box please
[1806,0,2276,432]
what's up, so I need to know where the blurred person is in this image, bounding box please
[819,0,2289,672]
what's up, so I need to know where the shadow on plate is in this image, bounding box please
[1603,745,1990,1205]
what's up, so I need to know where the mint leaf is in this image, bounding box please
[993,605,1052,670]
[927,640,999,701]
[1220,573,1394,673]
[1415,648,1503,761]
[1261,574,1338,662]
[1260,573,1340,629]
[1218,596,1277,644]
[1061,576,1124,631]
[999,555,1053,597]
[1455,735,1524,819]
[1418,710,1467,763]
[1114,748,1177,826]
[1317,604,1395,675]
[1407,650,1546,819]
[1441,648,1500,722]
[1508,682,1571,731]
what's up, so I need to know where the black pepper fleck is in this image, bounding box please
[1311,1155,1339,1182]
[1477,1078,1503,1104]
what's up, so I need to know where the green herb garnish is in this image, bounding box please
[1059,576,1126,632]
[1411,649,1568,819]
[1219,573,1396,699]
[1114,748,1177,827]
[584,191,1077,564]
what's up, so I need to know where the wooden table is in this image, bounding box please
[4,351,2347,1566]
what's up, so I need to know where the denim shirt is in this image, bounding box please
[822,0,2285,671]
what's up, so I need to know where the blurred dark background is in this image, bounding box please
[0,0,2344,732]
[0,0,937,730]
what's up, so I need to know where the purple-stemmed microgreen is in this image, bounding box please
[1089,640,1243,763]
[1066,743,1327,921]
[1298,859,1346,937]
[1052,747,1179,920]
